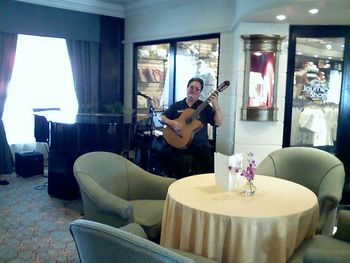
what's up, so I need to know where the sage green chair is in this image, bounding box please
[73,151,176,240]
[288,210,350,263]
[70,219,217,263]
[256,147,345,236]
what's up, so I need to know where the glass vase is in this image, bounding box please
[240,179,256,196]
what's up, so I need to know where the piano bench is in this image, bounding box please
[15,151,44,178]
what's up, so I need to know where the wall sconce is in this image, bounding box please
[241,34,284,121]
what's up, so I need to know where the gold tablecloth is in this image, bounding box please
[160,174,319,263]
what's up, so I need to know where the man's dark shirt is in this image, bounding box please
[162,98,216,147]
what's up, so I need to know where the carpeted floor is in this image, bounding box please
[0,169,83,263]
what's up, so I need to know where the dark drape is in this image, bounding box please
[0,32,17,174]
[66,40,100,113]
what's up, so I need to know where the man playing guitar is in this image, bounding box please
[158,77,223,176]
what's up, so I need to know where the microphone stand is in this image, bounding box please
[137,91,156,131]
[138,92,157,172]
[138,91,156,132]
[146,98,156,139]
[146,98,159,173]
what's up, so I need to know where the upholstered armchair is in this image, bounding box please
[70,219,217,263]
[73,151,176,240]
[288,210,350,263]
[256,147,345,236]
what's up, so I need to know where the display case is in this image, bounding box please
[241,34,284,121]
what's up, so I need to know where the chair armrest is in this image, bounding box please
[127,163,176,200]
[316,164,345,234]
[316,197,338,235]
[141,174,176,199]
[304,249,350,263]
[334,210,350,242]
[317,164,344,206]
[77,173,133,220]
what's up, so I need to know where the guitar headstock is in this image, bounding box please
[205,80,231,104]
[217,80,230,92]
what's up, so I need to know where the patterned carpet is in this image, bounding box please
[0,169,83,263]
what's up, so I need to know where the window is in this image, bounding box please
[136,43,170,111]
[289,37,344,152]
[135,34,220,113]
[3,34,78,144]
[175,39,219,104]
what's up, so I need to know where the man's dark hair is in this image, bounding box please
[187,77,204,91]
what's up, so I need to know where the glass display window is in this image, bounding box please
[134,35,219,114]
[290,37,344,152]
[136,44,170,112]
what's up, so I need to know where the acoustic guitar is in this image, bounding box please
[162,80,230,149]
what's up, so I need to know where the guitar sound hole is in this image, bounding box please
[185,118,192,125]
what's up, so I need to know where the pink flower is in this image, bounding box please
[240,152,256,181]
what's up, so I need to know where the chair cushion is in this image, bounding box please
[130,199,165,239]
[289,234,350,263]
[304,249,350,263]
[120,222,149,240]
[308,234,350,250]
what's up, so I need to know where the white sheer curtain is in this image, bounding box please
[2,34,78,158]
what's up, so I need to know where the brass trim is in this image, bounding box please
[241,34,285,52]
[241,107,278,121]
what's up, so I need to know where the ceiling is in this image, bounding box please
[15,0,350,24]
[240,0,350,25]
[15,0,349,59]
[15,0,197,18]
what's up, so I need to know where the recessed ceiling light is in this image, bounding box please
[297,52,302,55]
[328,56,333,60]
[308,9,319,15]
[325,44,332,50]
[314,54,319,58]
[276,15,286,21]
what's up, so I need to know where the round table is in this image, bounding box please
[160,174,319,263]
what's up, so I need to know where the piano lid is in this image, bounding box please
[34,110,138,125]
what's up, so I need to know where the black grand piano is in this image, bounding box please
[34,111,143,200]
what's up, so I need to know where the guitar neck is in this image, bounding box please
[191,90,219,120]
[190,80,229,120]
